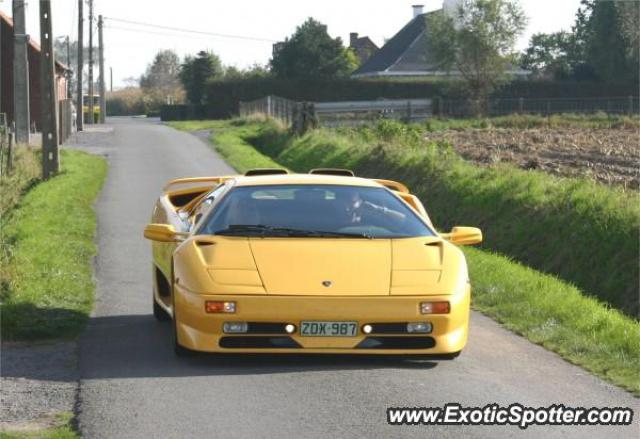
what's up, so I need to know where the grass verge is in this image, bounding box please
[0,149,107,340]
[0,413,76,439]
[466,247,639,392]
[169,118,640,394]
[168,118,283,172]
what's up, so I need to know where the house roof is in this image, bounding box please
[353,12,438,77]
[1,10,71,73]
[352,10,530,78]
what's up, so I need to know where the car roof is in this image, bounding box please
[232,173,382,188]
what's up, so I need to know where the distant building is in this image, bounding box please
[352,2,530,79]
[1,10,71,131]
[349,32,378,65]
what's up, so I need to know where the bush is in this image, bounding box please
[106,88,148,116]
[106,87,179,116]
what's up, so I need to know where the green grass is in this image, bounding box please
[168,118,284,172]
[466,247,639,392]
[0,413,77,439]
[0,149,107,340]
[170,118,640,394]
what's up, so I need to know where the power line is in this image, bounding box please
[105,24,273,44]
[103,16,277,43]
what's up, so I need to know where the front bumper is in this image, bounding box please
[174,285,470,354]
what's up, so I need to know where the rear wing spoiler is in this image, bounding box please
[162,176,236,192]
[371,179,432,227]
[372,179,409,194]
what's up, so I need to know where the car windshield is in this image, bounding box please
[197,184,434,239]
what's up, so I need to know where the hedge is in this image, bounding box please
[163,78,640,120]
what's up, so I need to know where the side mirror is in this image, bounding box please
[441,226,482,246]
[144,224,185,242]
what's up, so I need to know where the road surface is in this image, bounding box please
[74,117,638,438]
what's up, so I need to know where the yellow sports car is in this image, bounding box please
[144,168,482,357]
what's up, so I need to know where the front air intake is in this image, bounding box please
[219,336,301,348]
[356,336,436,349]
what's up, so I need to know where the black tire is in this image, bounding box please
[153,297,171,321]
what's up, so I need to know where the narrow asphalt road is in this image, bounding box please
[73,117,638,439]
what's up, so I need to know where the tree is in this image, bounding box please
[223,63,271,80]
[426,0,527,112]
[573,0,638,82]
[270,18,357,79]
[521,32,577,79]
[140,49,183,102]
[179,51,223,104]
[615,0,640,72]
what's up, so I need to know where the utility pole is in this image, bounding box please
[76,0,84,131]
[87,0,94,124]
[110,67,113,92]
[40,0,59,178]
[12,0,30,143]
[98,15,105,123]
[65,36,72,99]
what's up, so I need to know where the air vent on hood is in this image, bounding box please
[244,168,288,176]
[309,168,355,177]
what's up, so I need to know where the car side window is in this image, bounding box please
[189,184,227,230]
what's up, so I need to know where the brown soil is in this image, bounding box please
[424,128,640,189]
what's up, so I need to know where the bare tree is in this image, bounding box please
[140,49,184,104]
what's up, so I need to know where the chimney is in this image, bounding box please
[350,32,359,47]
[412,4,424,18]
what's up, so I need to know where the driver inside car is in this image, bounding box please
[339,190,406,224]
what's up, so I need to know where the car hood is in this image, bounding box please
[174,236,465,296]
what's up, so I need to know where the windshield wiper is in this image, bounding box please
[214,225,371,239]
[214,224,273,236]
[294,229,373,239]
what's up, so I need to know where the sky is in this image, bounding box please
[1,0,582,88]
